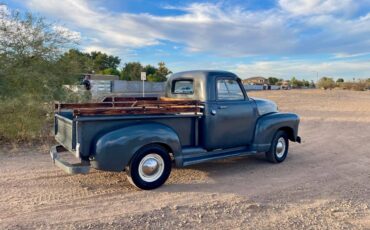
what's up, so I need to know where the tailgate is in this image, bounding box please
[54,113,76,152]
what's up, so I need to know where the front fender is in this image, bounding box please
[91,123,181,171]
[253,112,300,152]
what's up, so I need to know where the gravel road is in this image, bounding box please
[0,89,369,229]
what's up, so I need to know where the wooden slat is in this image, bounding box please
[73,106,200,116]
[103,96,158,102]
[56,102,134,110]
[136,100,199,106]
[159,97,190,101]
[55,100,201,110]
[56,103,114,110]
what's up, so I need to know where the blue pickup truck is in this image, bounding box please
[51,70,301,190]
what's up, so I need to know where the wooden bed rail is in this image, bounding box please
[102,96,158,102]
[73,106,201,116]
[55,100,200,110]
[55,99,202,116]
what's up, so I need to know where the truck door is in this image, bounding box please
[204,78,256,150]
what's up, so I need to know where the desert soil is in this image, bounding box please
[0,89,369,229]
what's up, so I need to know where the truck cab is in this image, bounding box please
[51,70,301,190]
[166,71,258,150]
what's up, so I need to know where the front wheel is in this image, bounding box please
[127,144,172,190]
[265,130,289,163]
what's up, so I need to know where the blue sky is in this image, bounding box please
[2,0,370,80]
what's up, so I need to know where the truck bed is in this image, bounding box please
[54,97,203,156]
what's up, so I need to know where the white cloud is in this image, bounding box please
[278,0,357,16]
[0,4,9,14]
[28,0,159,48]
[24,1,295,55]
[83,45,120,55]
[52,25,81,42]
[22,0,370,57]
[334,52,370,58]
[234,59,370,80]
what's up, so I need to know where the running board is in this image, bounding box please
[182,147,257,166]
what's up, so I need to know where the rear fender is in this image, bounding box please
[92,123,181,171]
[253,112,300,152]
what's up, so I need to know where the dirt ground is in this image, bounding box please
[0,89,369,229]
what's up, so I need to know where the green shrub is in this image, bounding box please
[0,96,52,142]
[317,77,336,90]
[0,8,80,143]
[0,88,92,143]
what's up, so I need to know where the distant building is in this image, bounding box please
[80,74,119,99]
[242,76,268,85]
[281,80,291,90]
[83,74,119,81]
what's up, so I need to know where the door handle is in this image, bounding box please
[211,109,217,115]
[218,105,228,109]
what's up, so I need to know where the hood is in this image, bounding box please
[252,97,278,116]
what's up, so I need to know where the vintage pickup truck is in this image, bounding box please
[51,70,301,190]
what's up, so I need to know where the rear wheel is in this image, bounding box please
[265,130,289,163]
[127,144,172,190]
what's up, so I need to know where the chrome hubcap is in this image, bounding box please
[276,137,286,158]
[142,158,159,175]
[138,154,164,182]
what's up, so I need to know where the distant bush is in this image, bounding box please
[337,82,368,91]
[317,77,336,90]
[0,89,90,143]
[0,96,52,142]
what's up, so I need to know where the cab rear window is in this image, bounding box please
[172,80,194,94]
